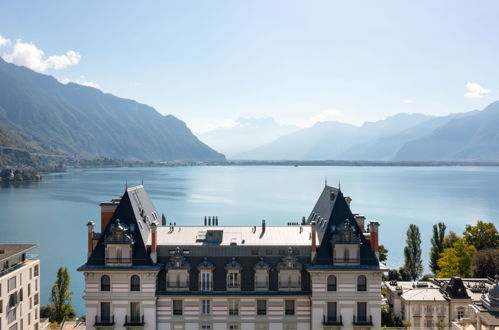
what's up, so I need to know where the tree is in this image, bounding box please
[404,224,423,281]
[442,231,459,249]
[429,222,446,274]
[437,238,477,278]
[49,267,76,323]
[379,244,388,263]
[463,221,499,250]
[472,248,499,278]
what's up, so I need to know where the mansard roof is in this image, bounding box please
[308,185,378,266]
[82,185,157,268]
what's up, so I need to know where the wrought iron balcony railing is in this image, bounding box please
[124,315,144,326]
[353,315,373,326]
[323,314,343,326]
[94,315,114,326]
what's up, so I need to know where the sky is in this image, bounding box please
[1,0,498,133]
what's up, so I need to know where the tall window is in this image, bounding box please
[257,300,267,315]
[101,275,110,292]
[202,300,211,315]
[130,302,140,322]
[227,271,240,289]
[173,300,183,315]
[285,300,295,315]
[457,308,465,319]
[200,272,212,291]
[357,302,367,322]
[130,275,140,292]
[229,300,239,316]
[357,275,367,291]
[255,271,268,289]
[327,275,337,291]
[100,302,111,322]
[327,302,337,322]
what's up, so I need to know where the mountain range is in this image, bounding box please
[0,57,224,162]
[235,103,499,161]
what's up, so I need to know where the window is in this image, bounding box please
[9,292,18,308]
[229,300,239,316]
[357,302,367,322]
[28,313,31,325]
[255,271,268,289]
[279,271,301,289]
[173,300,183,315]
[457,308,465,319]
[100,302,111,322]
[34,265,39,277]
[200,272,212,291]
[28,284,31,297]
[251,249,258,255]
[426,319,433,328]
[229,325,239,330]
[33,293,39,306]
[327,302,337,322]
[257,300,266,315]
[227,271,240,289]
[266,249,272,255]
[130,302,140,322]
[202,300,210,315]
[29,268,32,280]
[130,275,140,291]
[0,299,2,313]
[285,300,295,315]
[357,275,367,291]
[8,277,16,292]
[327,275,337,291]
[200,326,211,330]
[101,275,110,291]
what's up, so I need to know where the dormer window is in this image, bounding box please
[277,248,302,290]
[332,219,361,266]
[104,219,135,267]
[197,258,215,292]
[225,258,242,290]
[166,247,191,291]
[254,258,270,291]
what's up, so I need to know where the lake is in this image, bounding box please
[1,165,498,314]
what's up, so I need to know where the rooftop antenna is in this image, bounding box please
[141,177,144,186]
[125,180,128,190]
[338,180,341,191]
[325,177,327,187]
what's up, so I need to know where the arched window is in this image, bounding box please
[130,275,140,291]
[357,275,367,291]
[327,275,337,291]
[101,275,110,291]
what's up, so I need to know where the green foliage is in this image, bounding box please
[40,304,55,319]
[379,244,388,263]
[404,224,423,281]
[381,306,403,327]
[463,220,499,250]
[429,222,446,274]
[437,238,477,277]
[49,267,76,323]
[472,248,499,278]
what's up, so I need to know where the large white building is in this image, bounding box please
[0,244,41,330]
[78,184,386,330]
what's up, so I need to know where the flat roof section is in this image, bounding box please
[0,244,37,262]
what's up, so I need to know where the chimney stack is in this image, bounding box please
[150,222,158,264]
[344,196,352,206]
[99,198,120,232]
[311,220,317,262]
[162,213,167,226]
[208,216,211,226]
[354,215,366,232]
[262,219,266,233]
[368,221,380,259]
[204,216,207,226]
[87,221,95,259]
[215,216,218,226]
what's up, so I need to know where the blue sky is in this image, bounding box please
[1,0,498,132]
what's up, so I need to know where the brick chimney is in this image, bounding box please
[86,221,95,259]
[311,220,317,262]
[354,215,366,232]
[369,221,380,259]
[150,222,158,264]
[99,198,120,232]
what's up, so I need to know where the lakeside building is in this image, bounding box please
[0,244,41,330]
[78,184,386,330]
[384,277,498,329]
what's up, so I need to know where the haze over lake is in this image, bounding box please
[1,165,498,313]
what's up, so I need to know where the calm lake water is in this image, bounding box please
[1,165,498,314]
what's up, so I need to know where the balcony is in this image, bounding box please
[94,315,114,326]
[334,258,360,265]
[323,315,343,326]
[105,258,132,266]
[353,315,373,326]
[124,315,144,326]
[227,283,241,290]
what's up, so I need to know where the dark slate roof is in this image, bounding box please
[441,277,471,299]
[308,185,379,267]
[0,244,36,262]
[83,185,156,267]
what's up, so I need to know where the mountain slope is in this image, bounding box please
[0,58,224,161]
[394,102,499,161]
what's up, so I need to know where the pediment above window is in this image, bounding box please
[277,247,302,271]
[197,257,215,271]
[104,219,135,245]
[166,247,191,270]
[225,257,242,271]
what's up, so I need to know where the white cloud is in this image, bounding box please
[0,35,11,48]
[60,75,100,89]
[3,39,81,72]
[464,82,491,98]
[402,98,414,104]
[298,109,342,128]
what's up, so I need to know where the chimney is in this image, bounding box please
[215,216,218,226]
[344,196,352,206]
[204,216,207,226]
[150,222,158,264]
[301,216,306,225]
[369,221,380,259]
[354,215,366,232]
[99,199,119,232]
[311,220,317,262]
[262,219,266,233]
[86,221,95,259]
[161,213,167,226]
[208,216,211,226]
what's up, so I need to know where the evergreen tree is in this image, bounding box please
[379,244,388,263]
[403,224,423,281]
[429,222,446,274]
[49,267,76,323]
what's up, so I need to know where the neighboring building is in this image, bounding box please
[0,244,41,330]
[384,277,495,329]
[78,184,385,330]
[469,276,499,330]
